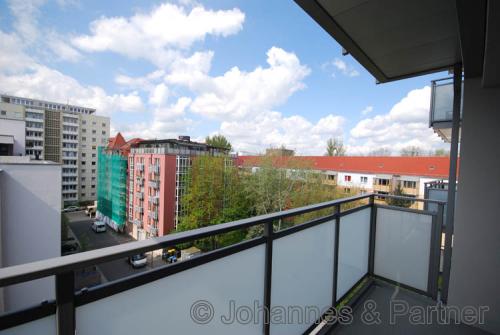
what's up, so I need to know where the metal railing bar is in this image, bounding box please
[0,193,372,287]
[272,214,335,240]
[375,204,437,216]
[338,204,371,217]
[375,193,446,205]
[0,301,56,331]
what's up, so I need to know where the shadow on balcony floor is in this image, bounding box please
[329,282,491,335]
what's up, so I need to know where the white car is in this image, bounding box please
[91,221,106,233]
[62,206,80,213]
[129,254,147,268]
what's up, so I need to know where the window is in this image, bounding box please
[91,192,95,196]
[82,128,86,133]
[82,153,86,157]
[92,169,96,174]
[92,153,96,158]
[102,130,106,135]
[344,175,351,182]
[81,161,86,165]
[327,175,335,181]
[377,179,389,186]
[91,185,95,189]
[81,177,86,182]
[403,180,417,189]
[81,193,86,197]
[91,161,96,166]
[102,123,106,127]
[361,176,368,183]
[81,169,86,173]
[82,136,86,141]
[1,110,6,115]
[81,185,86,189]
[82,120,86,125]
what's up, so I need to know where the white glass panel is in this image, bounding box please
[0,315,55,335]
[337,208,371,299]
[76,245,264,335]
[271,220,335,335]
[374,208,432,292]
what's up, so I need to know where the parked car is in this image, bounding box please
[162,248,181,263]
[61,240,80,255]
[128,253,147,268]
[91,221,106,233]
[62,206,80,213]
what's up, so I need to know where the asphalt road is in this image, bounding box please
[65,211,162,281]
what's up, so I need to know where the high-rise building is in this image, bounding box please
[128,137,230,239]
[0,94,110,205]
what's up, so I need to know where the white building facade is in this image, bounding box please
[0,94,110,205]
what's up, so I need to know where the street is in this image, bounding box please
[65,211,165,282]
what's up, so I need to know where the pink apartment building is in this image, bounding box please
[128,137,230,240]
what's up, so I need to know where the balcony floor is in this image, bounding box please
[328,282,491,335]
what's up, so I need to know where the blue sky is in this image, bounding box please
[0,0,449,155]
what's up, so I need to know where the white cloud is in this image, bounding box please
[348,87,448,155]
[46,32,82,62]
[72,3,245,67]
[220,112,344,155]
[186,47,311,120]
[323,57,360,77]
[361,105,373,116]
[7,0,46,43]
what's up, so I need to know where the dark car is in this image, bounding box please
[61,241,80,255]
[162,247,181,263]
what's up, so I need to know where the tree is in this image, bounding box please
[400,146,423,157]
[205,134,232,151]
[433,148,450,156]
[325,138,346,156]
[387,183,412,208]
[177,156,251,250]
[368,148,392,156]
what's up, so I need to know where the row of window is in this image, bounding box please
[340,175,417,189]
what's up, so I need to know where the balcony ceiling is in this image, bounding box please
[295,0,461,83]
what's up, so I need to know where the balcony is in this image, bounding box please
[151,164,160,174]
[149,180,159,189]
[136,206,143,214]
[429,78,463,143]
[0,193,472,335]
[148,196,159,205]
[136,192,144,200]
[136,164,144,172]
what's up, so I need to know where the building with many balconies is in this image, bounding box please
[128,137,230,239]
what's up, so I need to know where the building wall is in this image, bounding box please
[336,171,375,190]
[0,118,25,156]
[79,114,110,203]
[0,160,61,312]
[448,78,500,334]
[160,155,177,235]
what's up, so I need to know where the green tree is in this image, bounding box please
[387,183,412,208]
[205,134,232,151]
[325,138,346,156]
[400,146,423,156]
[434,148,450,156]
[177,156,251,250]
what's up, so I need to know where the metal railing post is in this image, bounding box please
[56,271,75,335]
[263,221,273,335]
[368,195,377,275]
[428,204,444,300]
[332,204,340,305]
[442,62,462,304]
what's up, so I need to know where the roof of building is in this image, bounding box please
[107,132,126,150]
[133,138,230,152]
[106,133,142,156]
[237,156,452,178]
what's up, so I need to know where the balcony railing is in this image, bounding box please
[149,180,159,189]
[0,193,444,335]
[429,77,463,127]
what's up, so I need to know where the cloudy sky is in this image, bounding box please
[0,0,449,155]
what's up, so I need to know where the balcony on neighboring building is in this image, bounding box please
[429,78,463,143]
[149,180,159,189]
[151,164,160,174]
[373,177,392,193]
[0,193,475,335]
[136,163,144,172]
[136,192,144,200]
[148,196,159,205]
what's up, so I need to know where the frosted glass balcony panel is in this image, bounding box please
[76,245,265,335]
[271,220,335,335]
[374,208,432,292]
[0,315,55,335]
[337,208,371,300]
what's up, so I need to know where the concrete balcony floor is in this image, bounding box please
[329,282,491,335]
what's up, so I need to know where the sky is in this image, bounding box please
[0,0,450,155]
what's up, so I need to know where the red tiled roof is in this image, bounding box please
[107,132,126,150]
[237,156,452,178]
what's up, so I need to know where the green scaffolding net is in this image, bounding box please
[97,147,127,230]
